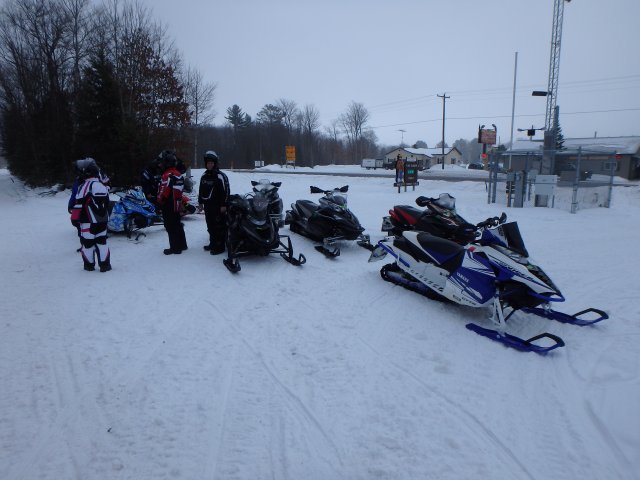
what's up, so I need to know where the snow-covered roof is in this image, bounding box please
[510,136,640,155]
[386,147,459,157]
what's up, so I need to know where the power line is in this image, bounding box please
[368,107,640,130]
[367,74,640,112]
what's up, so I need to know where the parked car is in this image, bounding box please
[467,163,484,170]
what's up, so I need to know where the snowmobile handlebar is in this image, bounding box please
[475,212,507,230]
[310,185,349,194]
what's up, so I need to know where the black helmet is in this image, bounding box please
[159,149,178,168]
[75,158,98,178]
[204,150,219,164]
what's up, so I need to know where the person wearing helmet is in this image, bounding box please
[157,150,188,255]
[198,150,230,254]
[70,159,112,271]
[69,158,110,250]
[141,157,164,206]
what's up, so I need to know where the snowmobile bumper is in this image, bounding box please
[465,323,565,354]
[381,216,394,232]
[521,306,608,326]
[356,233,374,251]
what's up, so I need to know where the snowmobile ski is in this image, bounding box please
[521,307,608,326]
[223,258,241,273]
[465,323,565,354]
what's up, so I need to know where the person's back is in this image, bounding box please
[72,162,111,271]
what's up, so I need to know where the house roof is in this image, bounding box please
[509,136,640,155]
[386,146,460,157]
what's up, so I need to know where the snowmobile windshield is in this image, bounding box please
[127,190,148,205]
[491,244,529,265]
[321,192,348,210]
[434,193,456,210]
[253,179,273,193]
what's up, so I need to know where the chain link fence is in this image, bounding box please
[486,148,617,213]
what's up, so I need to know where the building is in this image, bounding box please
[384,147,462,170]
[502,136,640,180]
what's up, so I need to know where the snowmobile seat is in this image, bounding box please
[394,205,422,225]
[416,232,465,273]
[296,199,320,218]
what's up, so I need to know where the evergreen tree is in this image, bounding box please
[225,105,251,129]
[555,123,566,151]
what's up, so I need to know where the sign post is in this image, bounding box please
[285,145,296,168]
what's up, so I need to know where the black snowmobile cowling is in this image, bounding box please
[381,193,506,245]
[223,181,305,273]
[285,185,372,257]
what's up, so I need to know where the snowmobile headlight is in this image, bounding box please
[252,195,268,212]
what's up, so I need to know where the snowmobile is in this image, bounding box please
[223,183,306,273]
[381,193,505,245]
[368,221,607,354]
[285,185,372,257]
[108,187,161,240]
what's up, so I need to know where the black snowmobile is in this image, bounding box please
[223,182,305,273]
[381,193,506,245]
[285,185,372,257]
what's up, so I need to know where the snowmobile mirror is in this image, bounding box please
[251,181,259,186]
[339,185,349,193]
[310,186,324,194]
[273,182,282,188]
[499,212,507,224]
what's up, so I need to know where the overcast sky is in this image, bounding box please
[140,0,640,147]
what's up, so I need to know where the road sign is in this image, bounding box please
[285,145,296,162]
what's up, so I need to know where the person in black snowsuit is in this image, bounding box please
[157,150,188,255]
[141,157,163,207]
[198,151,230,255]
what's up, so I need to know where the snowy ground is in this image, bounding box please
[1,166,638,480]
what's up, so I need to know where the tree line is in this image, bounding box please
[0,0,488,188]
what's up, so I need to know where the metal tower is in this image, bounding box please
[544,0,571,131]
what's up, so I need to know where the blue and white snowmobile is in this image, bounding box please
[107,188,161,240]
[369,220,607,354]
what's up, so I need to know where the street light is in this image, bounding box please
[397,129,406,147]
[531,89,558,175]
[517,125,545,141]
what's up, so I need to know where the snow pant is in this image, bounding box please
[80,222,110,269]
[162,208,187,253]
[396,170,404,183]
[204,204,227,253]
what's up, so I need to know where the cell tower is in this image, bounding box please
[544,0,571,131]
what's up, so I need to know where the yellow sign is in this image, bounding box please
[285,145,296,162]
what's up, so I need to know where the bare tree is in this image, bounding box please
[276,98,298,135]
[183,65,216,125]
[183,65,216,166]
[301,104,320,135]
[339,101,370,162]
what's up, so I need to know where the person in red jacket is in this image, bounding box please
[157,150,187,255]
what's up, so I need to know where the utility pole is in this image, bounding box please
[437,93,450,170]
[508,52,518,170]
